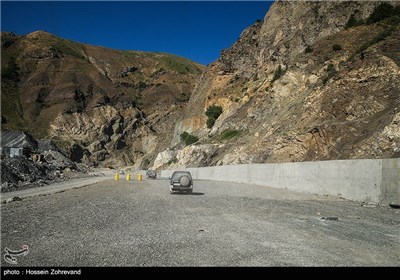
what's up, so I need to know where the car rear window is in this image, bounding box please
[171,172,192,180]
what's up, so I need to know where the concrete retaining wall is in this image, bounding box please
[160,158,400,204]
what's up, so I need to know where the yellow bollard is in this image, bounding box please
[126,173,130,181]
[115,173,119,181]
[137,174,142,181]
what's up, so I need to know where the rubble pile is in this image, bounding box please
[1,131,95,193]
[1,151,94,193]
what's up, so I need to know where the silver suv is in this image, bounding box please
[146,169,157,179]
[169,171,193,194]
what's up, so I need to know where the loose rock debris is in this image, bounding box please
[1,153,93,193]
[321,216,339,221]
[4,196,23,203]
[389,203,400,209]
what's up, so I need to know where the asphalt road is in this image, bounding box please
[1,178,399,266]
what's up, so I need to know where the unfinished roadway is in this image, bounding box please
[1,177,399,266]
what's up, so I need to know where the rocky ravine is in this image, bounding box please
[155,1,400,169]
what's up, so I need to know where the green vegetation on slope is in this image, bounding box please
[180,131,199,146]
[366,3,400,25]
[271,65,287,84]
[219,129,242,141]
[205,105,223,129]
[346,4,400,61]
[50,39,85,59]
[143,52,204,75]
[1,31,205,142]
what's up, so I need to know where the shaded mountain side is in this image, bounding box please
[155,1,400,169]
[1,31,205,167]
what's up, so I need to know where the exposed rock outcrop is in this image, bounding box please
[3,1,399,170]
[1,31,204,168]
[159,1,400,167]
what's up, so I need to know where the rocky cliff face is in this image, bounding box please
[158,1,400,169]
[1,31,204,167]
[2,1,399,170]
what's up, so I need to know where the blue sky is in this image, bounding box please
[1,1,273,65]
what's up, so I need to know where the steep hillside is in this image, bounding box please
[155,1,400,169]
[1,31,204,167]
[2,1,399,170]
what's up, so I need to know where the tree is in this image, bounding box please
[205,105,223,129]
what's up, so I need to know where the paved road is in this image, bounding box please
[1,178,399,266]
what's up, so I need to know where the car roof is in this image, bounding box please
[172,171,191,174]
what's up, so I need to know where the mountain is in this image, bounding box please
[2,1,399,170]
[154,1,400,168]
[1,30,204,167]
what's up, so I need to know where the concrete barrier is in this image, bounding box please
[161,158,400,204]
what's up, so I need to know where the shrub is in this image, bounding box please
[271,65,287,83]
[180,131,199,146]
[304,46,313,53]
[327,64,335,73]
[206,118,216,129]
[167,157,178,165]
[366,3,395,24]
[185,134,199,145]
[220,129,242,140]
[137,81,147,89]
[205,105,223,129]
[386,15,400,25]
[346,14,358,28]
[205,105,223,120]
[332,44,342,51]
[180,131,189,142]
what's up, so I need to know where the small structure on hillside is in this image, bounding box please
[0,130,37,158]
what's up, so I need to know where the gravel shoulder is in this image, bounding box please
[1,178,399,266]
[0,169,114,203]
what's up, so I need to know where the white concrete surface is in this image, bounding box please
[161,158,400,204]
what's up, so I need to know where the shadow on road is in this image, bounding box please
[171,192,205,196]
[190,192,205,196]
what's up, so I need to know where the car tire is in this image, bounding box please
[179,176,191,187]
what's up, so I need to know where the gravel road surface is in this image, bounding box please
[1,178,399,266]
